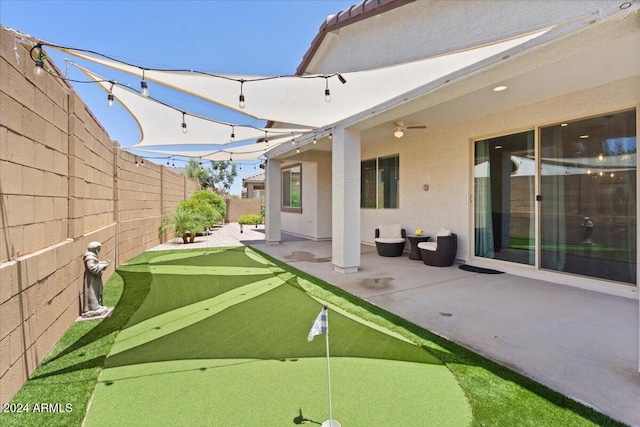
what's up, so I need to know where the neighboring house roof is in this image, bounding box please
[296,0,415,75]
[243,172,265,185]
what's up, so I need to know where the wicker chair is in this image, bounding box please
[418,231,457,266]
[375,225,406,257]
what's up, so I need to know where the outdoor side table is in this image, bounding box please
[407,235,430,260]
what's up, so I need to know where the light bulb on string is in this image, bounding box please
[329,132,333,140]
[107,82,115,107]
[140,69,149,97]
[239,80,246,109]
[181,112,188,133]
[313,133,317,144]
[324,77,331,102]
[264,131,269,147]
[135,157,139,167]
[31,45,45,77]
[230,126,235,142]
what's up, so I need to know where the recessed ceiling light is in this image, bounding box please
[493,85,507,92]
[494,145,503,149]
[560,123,568,127]
[579,135,589,139]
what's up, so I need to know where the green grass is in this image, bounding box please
[1,246,628,426]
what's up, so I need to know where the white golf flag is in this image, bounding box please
[307,306,328,341]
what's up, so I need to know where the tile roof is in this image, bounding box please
[296,0,416,75]
[242,172,265,183]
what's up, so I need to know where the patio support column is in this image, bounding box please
[332,127,360,273]
[265,158,282,245]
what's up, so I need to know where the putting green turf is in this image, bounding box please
[83,247,471,426]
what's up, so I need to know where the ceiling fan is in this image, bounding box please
[393,121,426,138]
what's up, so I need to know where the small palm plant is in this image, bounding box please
[159,206,205,244]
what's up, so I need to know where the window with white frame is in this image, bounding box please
[361,154,399,209]
[282,164,302,212]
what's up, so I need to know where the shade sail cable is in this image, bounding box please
[74,63,309,150]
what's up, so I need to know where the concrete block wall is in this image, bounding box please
[225,198,262,223]
[0,28,199,404]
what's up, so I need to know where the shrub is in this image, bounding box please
[238,213,262,226]
[177,199,221,230]
[191,190,226,219]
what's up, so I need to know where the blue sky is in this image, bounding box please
[0,0,356,195]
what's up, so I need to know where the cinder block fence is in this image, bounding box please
[0,27,199,403]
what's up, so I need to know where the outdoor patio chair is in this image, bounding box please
[418,228,457,266]
[375,224,407,257]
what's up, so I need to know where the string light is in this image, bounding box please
[230,125,235,142]
[264,131,269,147]
[324,77,331,102]
[30,44,45,77]
[135,156,139,167]
[181,112,188,133]
[239,79,246,109]
[329,132,333,140]
[106,82,115,107]
[291,132,295,145]
[313,133,317,144]
[140,69,149,97]
[199,159,203,170]
[27,41,350,104]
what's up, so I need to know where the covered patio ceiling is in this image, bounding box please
[355,13,640,146]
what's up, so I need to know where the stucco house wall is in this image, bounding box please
[280,151,332,240]
[277,0,638,289]
[359,77,639,261]
[304,0,622,74]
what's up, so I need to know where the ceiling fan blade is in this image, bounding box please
[406,125,427,129]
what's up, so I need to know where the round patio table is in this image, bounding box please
[407,235,430,260]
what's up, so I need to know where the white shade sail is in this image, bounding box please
[58,27,552,128]
[130,139,275,161]
[77,65,309,148]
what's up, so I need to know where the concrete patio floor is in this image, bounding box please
[154,224,640,426]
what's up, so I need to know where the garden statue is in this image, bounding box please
[82,241,110,317]
[581,216,594,245]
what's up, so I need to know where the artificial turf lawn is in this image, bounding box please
[84,246,469,426]
[2,246,629,426]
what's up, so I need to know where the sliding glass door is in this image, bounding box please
[540,110,637,284]
[473,109,637,285]
[474,130,535,265]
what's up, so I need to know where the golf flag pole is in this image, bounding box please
[308,305,340,427]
